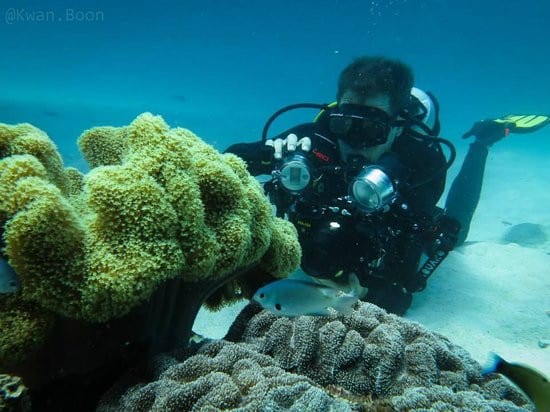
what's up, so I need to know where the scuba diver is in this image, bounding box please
[225,56,549,315]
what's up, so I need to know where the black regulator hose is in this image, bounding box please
[261,103,330,142]
[406,132,457,190]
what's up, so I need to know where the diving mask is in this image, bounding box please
[329,104,395,149]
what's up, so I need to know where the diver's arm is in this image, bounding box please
[224,141,275,175]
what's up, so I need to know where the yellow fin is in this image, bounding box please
[495,114,550,132]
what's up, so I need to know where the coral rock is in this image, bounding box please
[0,373,31,411]
[228,302,533,410]
[99,302,533,411]
[98,341,352,412]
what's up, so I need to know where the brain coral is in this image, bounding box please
[0,114,301,368]
[98,340,353,412]
[226,302,533,410]
[98,302,532,411]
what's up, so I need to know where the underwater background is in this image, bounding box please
[1,0,550,161]
[1,0,549,375]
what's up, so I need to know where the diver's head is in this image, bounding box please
[330,56,414,162]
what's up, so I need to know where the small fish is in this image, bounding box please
[482,352,550,411]
[171,94,186,103]
[188,331,211,349]
[0,257,20,294]
[42,110,60,118]
[253,272,366,317]
[500,222,548,248]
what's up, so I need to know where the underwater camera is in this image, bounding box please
[274,150,314,194]
[273,151,400,214]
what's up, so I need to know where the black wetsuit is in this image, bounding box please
[445,142,489,246]
[225,116,456,315]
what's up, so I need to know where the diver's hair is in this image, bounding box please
[337,56,414,114]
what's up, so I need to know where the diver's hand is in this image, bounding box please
[265,133,312,160]
[462,120,512,147]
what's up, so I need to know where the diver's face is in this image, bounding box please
[334,92,402,163]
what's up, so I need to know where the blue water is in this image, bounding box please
[1,0,549,165]
[2,0,550,384]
